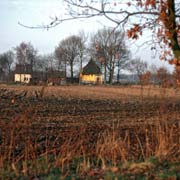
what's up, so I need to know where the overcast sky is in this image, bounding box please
[0,0,174,71]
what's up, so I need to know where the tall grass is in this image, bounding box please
[1,119,180,178]
[0,85,180,178]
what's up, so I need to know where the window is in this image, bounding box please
[24,77,29,81]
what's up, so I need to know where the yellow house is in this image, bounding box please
[14,64,32,84]
[80,59,102,84]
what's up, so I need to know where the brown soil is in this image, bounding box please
[0,85,180,163]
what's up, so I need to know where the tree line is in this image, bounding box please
[0,26,178,85]
[0,27,130,84]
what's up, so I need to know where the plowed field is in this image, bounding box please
[1,85,180,178]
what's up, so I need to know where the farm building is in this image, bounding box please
[47,70,66,85]
[14,64,32,83]
[80,59,102,84]
[31,71,47,85]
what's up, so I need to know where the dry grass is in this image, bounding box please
[2,84,180,100]
[0,84,180,178]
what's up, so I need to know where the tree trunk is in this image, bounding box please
[109,66,114,84]
[166,0,180,65]
[166,0,180,88]
[117,60,120,83]
[65,61,67,79]
[7,65,11,82]
[108,57,115,84]
[79,54,83,85]
[108,58,112,84]
[104,60,107,84]
[70,62,74,83]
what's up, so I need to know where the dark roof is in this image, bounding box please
[15,64,32,74]
[47,70,66,78]
[82,59,101,75]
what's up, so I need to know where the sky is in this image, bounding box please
[0,0,174,72]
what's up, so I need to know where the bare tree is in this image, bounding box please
[128,58,148,84]
[21,0,179,71]
[15,42,37,69]
[0,50,14,81]
[34,55,47,72]
[55,46,67,74]
[149,63,159,84]
[157,67,171,87]
[34,54,55,72]
[55,35,85,82]
[90,27,130,84]
[139,70,152,85]
[64,1,180,65]
[78,31,88,74]
[46,54,56,71]
[0,54,8,81]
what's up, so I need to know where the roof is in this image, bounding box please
[15,64,32,74]
[82,59,101,75]
[47,70,66,78]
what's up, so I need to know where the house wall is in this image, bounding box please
[81,74,102,84]
[14,74,32,83]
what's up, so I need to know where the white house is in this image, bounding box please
[14,64,32,83]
